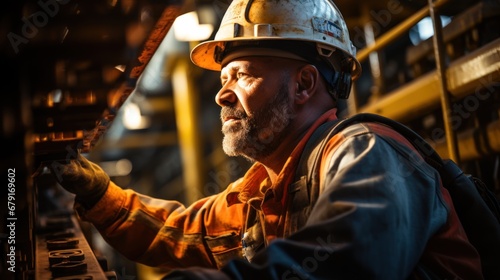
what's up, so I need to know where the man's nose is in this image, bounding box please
[215,86,237,107]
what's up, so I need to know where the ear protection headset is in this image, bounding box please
[314,57,353,100]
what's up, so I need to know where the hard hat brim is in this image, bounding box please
[190,37,362,81]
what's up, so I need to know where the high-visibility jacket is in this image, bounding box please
[76,109,483,279]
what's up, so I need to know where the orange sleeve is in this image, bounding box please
[75,181,245,269]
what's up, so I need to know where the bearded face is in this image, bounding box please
[220,81,294,160]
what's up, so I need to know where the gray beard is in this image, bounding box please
[221,83,294,161]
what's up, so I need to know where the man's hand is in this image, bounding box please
[49,154,110,209]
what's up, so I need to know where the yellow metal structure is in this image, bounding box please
[172,56,207,204]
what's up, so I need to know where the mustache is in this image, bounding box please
[220,107,247,122]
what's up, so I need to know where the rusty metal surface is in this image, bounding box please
[129,4,184,79]
[16,0,186,159]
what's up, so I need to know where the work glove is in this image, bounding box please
[49,154,110,209]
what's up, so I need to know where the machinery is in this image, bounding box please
[1,0,498,279]
[345,0,500,189]
[1,0,185,278]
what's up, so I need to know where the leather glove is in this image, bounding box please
[49,154,110,209]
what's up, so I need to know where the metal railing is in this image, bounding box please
[353,0,467,163]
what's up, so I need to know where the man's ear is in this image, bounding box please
[294,64,319,105]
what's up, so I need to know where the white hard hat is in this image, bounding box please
[190,0,361,99]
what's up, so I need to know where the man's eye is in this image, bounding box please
[237,72,248,79]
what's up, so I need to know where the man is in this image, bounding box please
[51,0,483,279]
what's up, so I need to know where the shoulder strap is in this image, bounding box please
[292,119,340,191]
[285,118,342,234]
[293,112,444,189]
